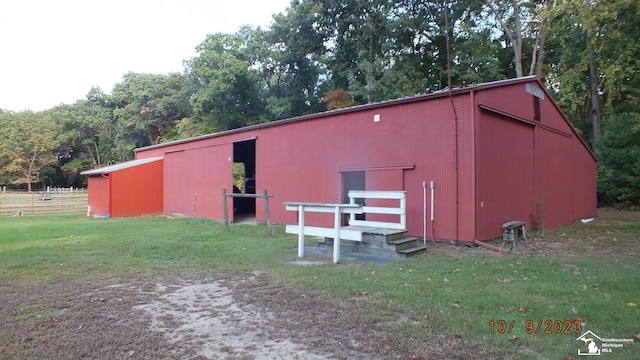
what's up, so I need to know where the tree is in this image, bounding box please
[322,89,357,110]
[546,0,640,148]
[476,0,556,78]
[315,0,395,103]
[187,31,265,132]
[597,113,640,207]
[264,1,327,119]
[110,72,192,146]
[0,111,58,191]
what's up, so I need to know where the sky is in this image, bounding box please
[0,0,291,112]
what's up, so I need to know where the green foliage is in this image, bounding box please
[187,31,266,132]
[597,113,640,207]
[111,72,192,146]
[0,111,58,190]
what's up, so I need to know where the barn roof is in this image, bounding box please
[135,76,541,153]
[80,157,163,176]
[134,76,594,161]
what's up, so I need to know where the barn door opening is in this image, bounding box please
[342,171,365,221]
[232,139,256,219]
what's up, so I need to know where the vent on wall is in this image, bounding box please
[526,83,544,121]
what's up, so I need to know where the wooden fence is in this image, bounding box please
[0,188,88,217]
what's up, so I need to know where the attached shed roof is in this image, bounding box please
[80,157,163,176]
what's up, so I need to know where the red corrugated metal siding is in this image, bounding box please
[110,160,163,217]
[132,78,596,242]
[163,144,233,219]
[535,128,574,229]
[476,111,535,240]
[252,95,475,241]
[87,176,109,217]
[572,139,597,220]
[164,151,189,215]
[476,82,536,124]
[475,80,597,237]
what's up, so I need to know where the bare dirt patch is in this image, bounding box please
[0,272,461,359]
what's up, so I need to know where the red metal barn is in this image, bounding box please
[88,77,596,243]
[81,157,164,217]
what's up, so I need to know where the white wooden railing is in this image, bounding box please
[284,191,407,264]
[348,190,406,230]
[285,202,363,263]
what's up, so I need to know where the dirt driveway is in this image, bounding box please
[0,271,449,360]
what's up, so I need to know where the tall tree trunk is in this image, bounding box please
[485,0,524,77]
[587,29,601,146]
[511,0,523,77]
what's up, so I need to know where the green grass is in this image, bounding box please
[1,214,638,359]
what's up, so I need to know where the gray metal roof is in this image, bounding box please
[80,157,163,176]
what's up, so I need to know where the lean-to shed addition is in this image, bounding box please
[84,76,596,243]
[81,157,163,218]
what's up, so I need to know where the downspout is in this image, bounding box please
[444,1,459,244]
[471,89,478,244]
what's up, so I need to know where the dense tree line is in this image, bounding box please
[0,0,638,207]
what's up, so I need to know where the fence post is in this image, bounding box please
[297,205,305,258]
[222,189,229,230]
[264,190,272,237]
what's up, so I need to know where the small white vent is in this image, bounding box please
[526,83,545,99]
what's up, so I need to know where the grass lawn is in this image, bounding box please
[0,210,638,359]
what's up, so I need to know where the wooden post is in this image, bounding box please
[222,189,229,230]
[263,190,272,237]
[297,204,305,258]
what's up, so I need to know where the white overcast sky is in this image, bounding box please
[0,0,291,112]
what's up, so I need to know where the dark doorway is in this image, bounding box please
[342,171,365,221]
[232,139,256,217]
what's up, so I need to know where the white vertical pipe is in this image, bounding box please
[297,205,305,258]
[430,181,435,243]
[422,181,427,245]
[400,195,406,229]
[333,206,341,264]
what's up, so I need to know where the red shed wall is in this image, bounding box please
[253,96,475,242]
[87,176,110,217]
[571,139,597,220]
[163,143,233,220]
[133,78,595,242]
[475,111,535,240]
[137,96,476,242]
[474,80,596,238]
[110,160,163,217]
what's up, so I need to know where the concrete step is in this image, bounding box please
[388,237,421,251]
[316,226,429,259]
[397,245,427,257]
